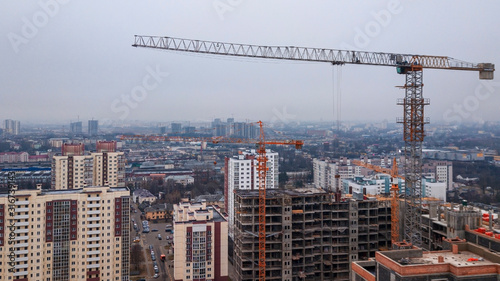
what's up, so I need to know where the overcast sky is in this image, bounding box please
[1,1,499,126]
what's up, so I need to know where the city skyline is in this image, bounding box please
[1,1,498,124]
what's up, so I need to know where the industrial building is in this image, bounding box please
[232,188,391,281]
[225,149,279,239]
[173,201,228,281]
[51,142,125,190]
[0,184,130,281]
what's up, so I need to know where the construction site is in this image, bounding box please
[232,188,392,281]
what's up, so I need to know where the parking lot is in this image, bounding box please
[130,205,174,281]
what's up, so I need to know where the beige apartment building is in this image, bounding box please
[51,142,125,190]
[0,184,130,281]
[173,201,228,281]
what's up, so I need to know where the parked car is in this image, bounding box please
[157,234,162,240]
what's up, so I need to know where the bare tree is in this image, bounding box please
[130,244,145,270]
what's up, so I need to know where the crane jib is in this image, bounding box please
[133,35,494,79]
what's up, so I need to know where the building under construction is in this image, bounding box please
[232,188,392,281]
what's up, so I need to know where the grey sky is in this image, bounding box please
[1,0,498,125]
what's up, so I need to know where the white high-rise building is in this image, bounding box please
[313,158,357,192]
[3,119,20,135]
[224,149,278,239]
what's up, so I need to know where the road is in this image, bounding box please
[131,205,174,281]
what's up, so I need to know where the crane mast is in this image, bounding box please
[132,34,494,273]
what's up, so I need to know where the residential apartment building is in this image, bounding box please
[312,158,357,192]
[233,188,391,281]
[173,201,228,281]
[422,160,453,191]
[70,121,83,134]
[51,142,125,190]
[0,184,130,281]
[224,149,278,239]
[88,120,98,136]
[3,119,20,135]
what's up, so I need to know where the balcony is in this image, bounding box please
[14,236,29,241]
[14,222,29,227]
[15,256,29,262]
[86,244,100,248]
[87,237,100,242]
[13,215,29,220]
[14,201,29,205]
[87,210,100,215]
[14,250,29,255]
[87,223,100,228]
[13,270,28,276]
[87,217,100,221]
[15,208,29,212]
[87,204,101,208]
[87,230,100,235]
[14,243,28,248]
[86,257,100,262]
[87,197,101,202]
[87,250,100,255]
[14,229,29,234]
[86,264,100,269]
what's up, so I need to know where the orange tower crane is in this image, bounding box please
[120,121,303,281]
[352,158,403,244]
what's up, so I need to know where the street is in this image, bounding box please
[130,205,174,281]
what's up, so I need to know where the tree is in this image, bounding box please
[130,244,145,270]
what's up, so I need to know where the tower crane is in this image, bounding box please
[120,121,303,281]
[352,158,404,244]
[131,34,494,271]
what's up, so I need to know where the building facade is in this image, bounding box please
[51,142,125,190]
[233,188,391,281]
[224,149,278,239]
[312,158,357,193]
[173,201,228,281]
[0,185,130,281]
[88,120,98,136]
[3,119,20,135]
[70,122,83,134]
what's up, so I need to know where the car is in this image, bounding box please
[133,238,140,243]
[153,273,159,278]
[157,234,162,240]
[151,229,158,232]
[149,245,154,251]
[160,254,166,261]
[154,267,159,274]
[153,261,158,267]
